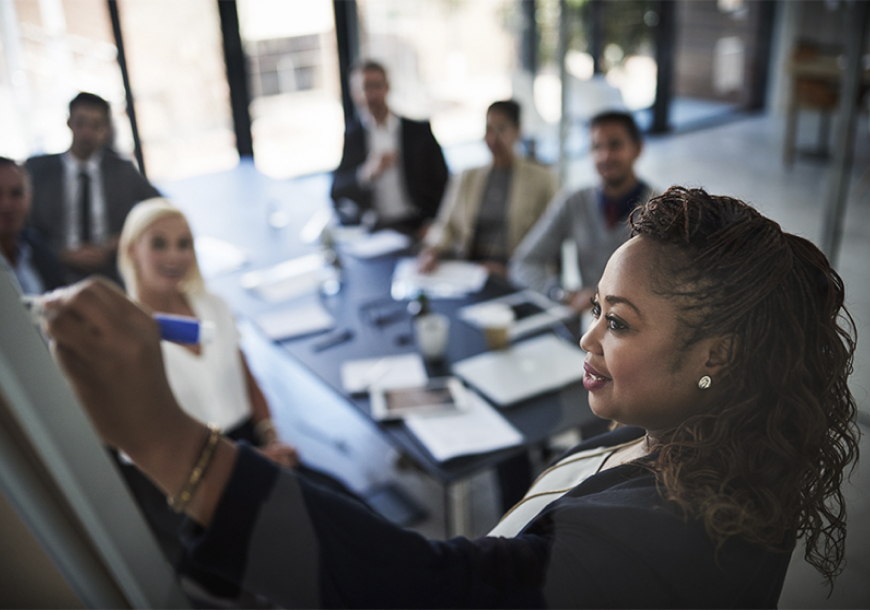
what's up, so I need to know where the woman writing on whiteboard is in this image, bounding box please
[50,187,859,607]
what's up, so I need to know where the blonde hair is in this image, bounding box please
[118,197,205,300]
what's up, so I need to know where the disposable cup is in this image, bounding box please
[479,303,515,350]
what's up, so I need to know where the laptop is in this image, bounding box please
[451,334,587,407]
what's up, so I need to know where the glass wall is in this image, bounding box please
[670,0,763,127]
[539,0,658,117]
[237,0,344,180]
[531,0,658,160]
[0,0,130,161]
[116,0,238,181]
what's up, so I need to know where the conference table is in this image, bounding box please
[165,164,600,536]
[278,250,596,477]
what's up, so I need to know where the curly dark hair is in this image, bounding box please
[628,186,860,589]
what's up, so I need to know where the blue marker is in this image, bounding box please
[153,313,215,345]
[23,295,215,345]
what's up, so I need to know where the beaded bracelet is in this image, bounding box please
[167,424,221,513]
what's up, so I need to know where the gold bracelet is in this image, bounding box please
[167,424,221,513]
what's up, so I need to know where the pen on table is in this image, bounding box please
[312,328,354,352]
[22,294,215,345]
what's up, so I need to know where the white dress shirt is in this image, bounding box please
[5,241,45,295]
[358,111,414,221]
[160,291,251,431]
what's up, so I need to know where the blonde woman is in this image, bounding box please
[116,198,331,598]
[118,197,297,465]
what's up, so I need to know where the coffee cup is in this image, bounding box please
[479,303,515,350]
[414,313,450,361]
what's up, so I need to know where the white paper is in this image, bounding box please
[404,390,524,462]
[340,353,428,394]
[255,299,335,340]
[343,230,412,258]
[330,225,367,243]
[194,236,249,278]
[240,253,326,303]
[391,258,488,300]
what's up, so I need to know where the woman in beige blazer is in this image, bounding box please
[418,100,558,278]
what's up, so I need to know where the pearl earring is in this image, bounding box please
[698,375,712,390]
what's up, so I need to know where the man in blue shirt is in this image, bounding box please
[0,157,64,294]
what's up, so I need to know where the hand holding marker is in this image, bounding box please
[23,291,215,345]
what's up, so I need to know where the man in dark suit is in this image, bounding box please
[25,92,160,284]
[331,60,448,236]
[0,157,65,294]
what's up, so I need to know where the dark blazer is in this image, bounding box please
[330,115,449,229]
[25,150,161,250]
[184,427,791,608]
[19,227,66,291]
[25,150,160,283]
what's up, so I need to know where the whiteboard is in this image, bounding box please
[0,270,187,608]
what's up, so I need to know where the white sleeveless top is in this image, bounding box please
[161,291,251,431]
[488,438,642,538]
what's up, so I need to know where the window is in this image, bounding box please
[356,0,522,170]
[116,0,238,181]
[238,0,344,179]
[0,0,130,161]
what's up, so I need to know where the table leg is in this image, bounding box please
[817,111,832,157]
[784,85,799,168]
[443,478,472,539]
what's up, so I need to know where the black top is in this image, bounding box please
[183,426,792,608]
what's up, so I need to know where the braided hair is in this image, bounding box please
[629,186,859,588]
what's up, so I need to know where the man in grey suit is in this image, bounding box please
[26,92,160,285]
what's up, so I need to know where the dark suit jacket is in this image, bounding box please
[330,115,448,229]
[25,150,161,283]
[19,227,66,291]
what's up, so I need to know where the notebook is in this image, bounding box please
[451,334,587,407]
[254,298,336,340]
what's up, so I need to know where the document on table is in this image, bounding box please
[254,297,336,340]
[391,258,488,300]
[240,253,326,303]
[404,390,524,462]
[194,235,249,278]
[340,353,428,395]
[342,229,412,258]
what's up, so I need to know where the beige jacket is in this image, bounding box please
[426,157,558,259]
